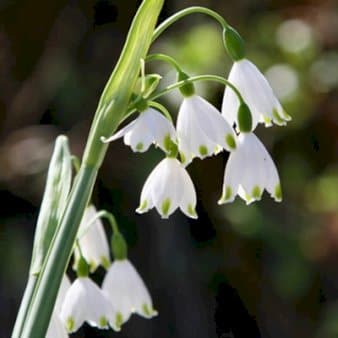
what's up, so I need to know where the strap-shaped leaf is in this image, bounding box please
[30,135,72,275]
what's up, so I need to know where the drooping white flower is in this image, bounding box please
[136,157,197,219]
[47,314,68,338]
[46,274,71,338]
[74,205,110,272]
[177,95,237,165]
[218,133,282,205]
[222,58,291,131]
[102,259,157,327]
[102,108,176,153]
[60,277,119,333]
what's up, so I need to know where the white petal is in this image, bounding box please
[151,158,183,218]
[54,274,71,314]
[102,259,156,324]
[177,97,217,161]
[60,279,86,332]
[102,119,137,143]
[124,119,153,152]
[187,95,236,152]
[219,132,281,204]
[46,313,68,338]
[179,165,197,219]
[218,146,242,204]
[222,59,289,130]
[60,277,113,333]
[136,160,163,214]
[75,205,110,272]
[142,108,176,152]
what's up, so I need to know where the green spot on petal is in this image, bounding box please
[225,134,236,150]
[252,186,262,200]
[142,303,158,317]
[218,186,232,204]
[136,142,144,151]
[88,260,96,273]
[187,204,197,218]
[244,192,252,203]
[274,184,282,201]
[66,317,75,333]
[180,152,186,164]
[163,134,171,152]
[281,109,292,121]
[161,198,171,217]
[115,312,123,330]
[199,145,208,156]
[263,116,272,126]
[138,200,148,212]
[142,303,151,316]
[99,316,108,328]
[101,256,111,270]
[272,109,286,126]
[225,186,232,200]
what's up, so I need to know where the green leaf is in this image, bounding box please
[29,136,72,275]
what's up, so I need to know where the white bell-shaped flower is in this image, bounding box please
[60,277,119,333]
[46,274,71,338]
[74,205,110,272]
[222,58,291,131]
[136,157,197,219]
[218,133,282,205]
[102,259,157,327]
[102,108,176,153]
[177,95,236,165]
[47,314,68,338]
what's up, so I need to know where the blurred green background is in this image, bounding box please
[0,0,337,337]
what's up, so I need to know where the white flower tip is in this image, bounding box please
[100,136,109,143]
[160,198,171,219]
[186,204,198,219]
[136,200,148,214]
[263,116,273,127]
[273,184,282,202]
[101,256,111,270]
[131,141,148,153]
[218,186,234,205]
[141,303,158,318]
[252,186,263,201]
[98,316,109,330]
[272,108,289,126]
[111,312,123,332]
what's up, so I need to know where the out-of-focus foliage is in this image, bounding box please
[0,1,337,338]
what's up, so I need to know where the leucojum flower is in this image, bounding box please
[19,5,293,338]
[136,157,197,219]
[218,133,282,205]
[102,258,158,326]
[73,204,111,272]
[176,79,236,165]
[102,107,176,153]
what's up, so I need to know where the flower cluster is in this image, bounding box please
[47,206,157,337]
[104,55,289,218]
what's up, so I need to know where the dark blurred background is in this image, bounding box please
[0,0,337,337]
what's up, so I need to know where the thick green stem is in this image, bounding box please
[152,6,228,41]
[21,165,97,338]
[18,1,164,337]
